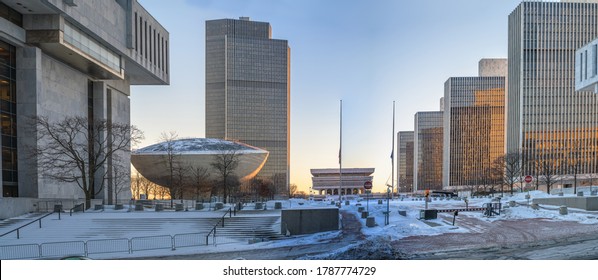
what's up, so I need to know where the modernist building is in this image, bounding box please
[132,138,269,196]
[0,0,168,215]
[311,168,374,196]
[443,59,506,188]
[507,1,598,181]
[205,17,290,192]
[413,111,443,192]
[576,37,598,93]
[397,131,414,192]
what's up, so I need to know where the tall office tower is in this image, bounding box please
[397,131,414,192]
[507,1,598,182]
[0,0,168,216]
[443,59,506,188]
[205,18,290,191]
[413,112,443,191]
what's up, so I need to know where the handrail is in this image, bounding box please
[205,206,242,245]
[69,203,85,216]
[0,212,54,239]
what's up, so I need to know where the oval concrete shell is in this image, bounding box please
[131,138,269,185]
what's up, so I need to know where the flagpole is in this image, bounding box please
[392,101,395,199]
[339,100,343,207]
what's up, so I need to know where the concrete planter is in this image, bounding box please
[345,201,350,206]
[398,210,407,216]
[195,203,203,210]
[134,204,144,211]
[114,204,123,210]
[361,211,369,218]
[366,216,376,227]
[214,202,224,210]
[94,204,104,211]
[509,201,516,207]
[255,202,263,210]
[155,203,164,211]
[559,205,568,215]
[357,206,364,212]
[175,203,184,211]
[577,192,584,197]
[274,202,282,209]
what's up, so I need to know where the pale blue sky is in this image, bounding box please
[131,0,522,192]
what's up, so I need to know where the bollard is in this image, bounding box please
[366,216,376,227]
[378,200,383,205]
[361,211,369,219]
[559,205,568,215]
[345,200,350,206]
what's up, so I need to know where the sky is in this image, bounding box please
[131,0,523,193]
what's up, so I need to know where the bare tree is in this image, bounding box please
[189,166,210,201]
[536,157,559,195]
[131,173,142,200]
[33,116,143,209]
[210,147,240,204]
[111,161,129,205]
[159,131,179,206]
[172,163,189,200]
[494,152,522,195]
[289,183,298,198]
[566,140,582,194]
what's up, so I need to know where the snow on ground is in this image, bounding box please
[1,192,597,259]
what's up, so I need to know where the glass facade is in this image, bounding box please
[397,131,414,192]
[414,112,443,191]
[507,2,598,180]
[444,77,505,187]
[0,40,17,197]
[205,19,290,189]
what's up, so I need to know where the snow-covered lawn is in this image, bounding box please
[1,191,596,260]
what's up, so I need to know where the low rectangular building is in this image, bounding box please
[311,168,374,195]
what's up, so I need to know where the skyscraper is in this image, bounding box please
[205,18,290,191]
[443,59,506,188]
[413,112,443,191]
[507,1,598,182]
[397,131,414,192]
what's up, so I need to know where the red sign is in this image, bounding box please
[524,175,533,183]
[364,181,373,189]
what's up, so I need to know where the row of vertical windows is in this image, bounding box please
[134,11,168,74]
[0,40,17,197]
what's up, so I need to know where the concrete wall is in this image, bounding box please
[532,196,598,211]
[0,198,38,219]
[281,208,339,235]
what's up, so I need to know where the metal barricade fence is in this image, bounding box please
[130,235,172,252]
[87,238,130,255]
[0,243,40,260]
[40,241,85,258]
[173,233,203,248]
